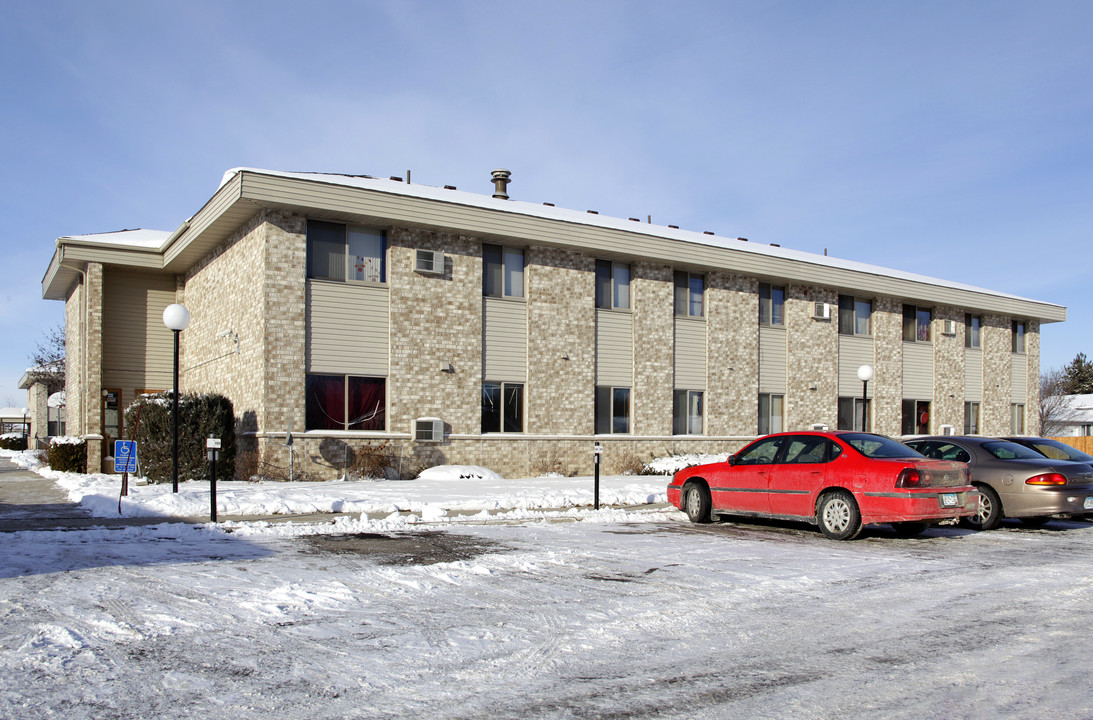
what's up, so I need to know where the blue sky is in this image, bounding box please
[2,0,1091,406]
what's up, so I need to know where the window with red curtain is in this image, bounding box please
[347,377,385,431]
[307,375,385,431]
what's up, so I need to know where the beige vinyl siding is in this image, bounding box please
[595,310,633,386]
[758,326,787,394]
[306,280,389,375]
[838,335,875,396]
[101,270,176,389]
[1011,353,1028,401]
[902,342,933,398]
[483,298,527,381]
[674,317,706,389]
[964,348,983,401]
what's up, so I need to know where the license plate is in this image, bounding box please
[940,493,960,508]
[1085,497,1093,510]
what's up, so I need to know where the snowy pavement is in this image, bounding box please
[4,451,1093,718]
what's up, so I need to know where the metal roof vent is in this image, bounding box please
[491,169,512,200]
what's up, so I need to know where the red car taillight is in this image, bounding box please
[1026,473,1067,486]
[896,469,922,488]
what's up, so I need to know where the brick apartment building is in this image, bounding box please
[41,168,1065,477]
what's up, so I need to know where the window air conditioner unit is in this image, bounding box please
[413,417,444,442]
[941,319,957,336]
[940,424,955,435]
[811,423,829,431]
[415,249,445,275]
[812,302,831,320]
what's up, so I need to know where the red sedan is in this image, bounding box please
[667,431,978,540]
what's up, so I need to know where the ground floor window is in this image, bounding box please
[595,386,630,434]
[837,397,870,431]
[482,382,524,433]
[306,375,385,431]
[673,390,704,435]
[1011,403,1025,435]
[964,402,981,435]
[902,399,931,435]
[758,393,784,435]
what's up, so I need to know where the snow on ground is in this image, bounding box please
[2,449,670,524]
[5,450,1093,718]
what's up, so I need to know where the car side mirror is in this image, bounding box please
[728,455,738,466]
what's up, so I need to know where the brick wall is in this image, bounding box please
[526,246,595,435]
[632,262,673,435]
[707,272,758,435]
[786,285,838,430]
[872,297,903,437]
[981,313,1011,433]
[933,305,965,432]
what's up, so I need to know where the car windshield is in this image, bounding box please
[841,433,924,459]
[981,441,1048,461]
[1023,438,1093,462]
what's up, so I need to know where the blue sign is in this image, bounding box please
[114,440,138,473]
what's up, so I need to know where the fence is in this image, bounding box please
[1049,436,1093,455]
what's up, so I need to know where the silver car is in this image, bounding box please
[904,436,1093,530]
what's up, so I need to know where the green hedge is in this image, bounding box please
[125,392,236,484]
[0,434,27,451]
[48,438,87,473]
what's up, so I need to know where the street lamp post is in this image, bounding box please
[163,303,190,493]
[857,364,874,432]
[21,407,28,446]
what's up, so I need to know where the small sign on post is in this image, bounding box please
[593,441,603,510]
[206,437,222,522]
[114,440,138,474]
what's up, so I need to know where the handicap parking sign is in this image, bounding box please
[114,440,138,473]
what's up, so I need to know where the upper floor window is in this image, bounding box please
[307,220,386,283]
[965,314,981,348]
[674,271,704,317]
[483,244,525,298]
[1012,320,1026,354]
[902,304,932,343]
[759,283,785,326]
[595,259,630,310]
[838,295,872,336]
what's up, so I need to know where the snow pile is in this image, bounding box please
[644,451,730,475]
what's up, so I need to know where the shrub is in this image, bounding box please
[125,392,236,483]
[350,441,393,480]
[0,433,27,451]
[48,436,87,473]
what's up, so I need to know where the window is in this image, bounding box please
[964,402,980,435]
[307,220,386,283]
[1011,403,1025,434]
[306,375,385,431]
[673,390,704,435]
[482,382,524,433]
[758,393,784,435]
[901,399,931,435]
[736,436,786,465]
[965,314,981,348]
[838,295,872,336]
[903,305,931,342]
[759,283,785,326]
[1012,320,1026,354]
[781,436,835,464]
[674,271,704,317]
[595,260,630,310]
[483,244,525,298]
[837,397,871,431]
[595,387,630,434]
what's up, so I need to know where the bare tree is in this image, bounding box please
[1040,367,1080,437]
[27,324,65,395]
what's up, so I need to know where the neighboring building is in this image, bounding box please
[41,168,1065,477]
[18,369,65,446]
[1048,394,1093,437]
[0,407,30,437]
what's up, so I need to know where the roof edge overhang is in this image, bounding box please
[45,168,1068,324]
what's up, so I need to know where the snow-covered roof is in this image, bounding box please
[0,407,28,421]
[58,228,172,249]
[220,167,1058,308]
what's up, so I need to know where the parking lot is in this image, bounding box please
[3,510,1093,719]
